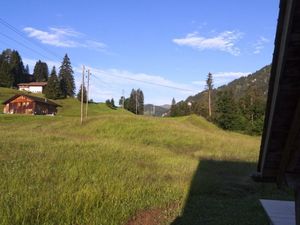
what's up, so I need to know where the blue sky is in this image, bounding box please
[0,0,279,105]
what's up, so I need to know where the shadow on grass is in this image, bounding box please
[170,159,275,225]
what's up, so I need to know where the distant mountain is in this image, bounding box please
[144,104,169,117]
[160,104,171,110]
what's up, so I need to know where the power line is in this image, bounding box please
[92,72,197,92]
[0,18,61,60]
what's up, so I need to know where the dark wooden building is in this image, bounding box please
[2,94,61,115]
[253,0,300,224]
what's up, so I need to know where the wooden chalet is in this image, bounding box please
[253,0,300,224]
[2,94,61,115]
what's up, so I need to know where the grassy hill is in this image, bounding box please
[0,87,291,225]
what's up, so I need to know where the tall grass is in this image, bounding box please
[0,88,291,225]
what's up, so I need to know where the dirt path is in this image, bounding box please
[125,202,180,225]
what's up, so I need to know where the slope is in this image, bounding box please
[0,107,290,225]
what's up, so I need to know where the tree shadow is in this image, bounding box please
[170,159,288,225]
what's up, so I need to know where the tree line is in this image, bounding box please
[170,72,266,135]
[0,48,75,100]
[119,88,144,115]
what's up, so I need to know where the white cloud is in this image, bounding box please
[253,36,269,54]
[23,27,106,51]
[79,67,200,104]
[23,58,199,104]
[86,67,197,93]
[173,30,243,56]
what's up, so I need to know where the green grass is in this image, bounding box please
[0,87,291,225]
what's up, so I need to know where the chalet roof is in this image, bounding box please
[17,82,47,86]
[255,0,300,187]
[2,94,61,107]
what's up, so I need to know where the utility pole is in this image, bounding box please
[85,69,90,119]
[206,72,213,118]
[122,89,125,109]
[81,65,85,125]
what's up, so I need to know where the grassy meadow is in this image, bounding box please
[0,88,291,225]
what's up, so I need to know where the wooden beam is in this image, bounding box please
[296,188,300,225]
[286,173,300,188]
[260,0,296,176]
[277,92,300,186]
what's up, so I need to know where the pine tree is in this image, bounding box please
[206,72,213,118]
[0,51,8,87]
[77,84,87,103]
[10,50,26,86]
[128,89,137,114]
[111,98,115,108]
[44,66,62,99]
[105,99,117,109]
[33,60,49,82]
[137,89,144,115]
[170,98,177,117]
[25,64,30,74]
[119,96,125,108]
[0,49,26,87]
[59,54,75,97]
[0,59,13,87]
[215,90,244,130]
[124,98,130,110]
[126,88,144,114]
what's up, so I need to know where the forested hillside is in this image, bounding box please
[171,65,271,135]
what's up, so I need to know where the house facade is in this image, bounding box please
[18,82,47,93]
[2,94,60,115]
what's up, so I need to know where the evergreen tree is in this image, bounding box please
[0,59,13,87]
[239,87,265,134]
[170,98,177,117]
[111,98,115,108]
[77,84,87,103]
[59,54,75,97]
[33,60,49,82]
[105,99,117,109]
[0,50,10,87]
[0,49,26,87]
[25,64,30,74]
[11,50,26,86]
[124,98,130,110]
[126,88,144,114]
[44,66,62,99]
[128,89,137,114]
[105,99,111,107]
[215,90,244,130]
[137,89,144,115]
[119,96,125,108]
